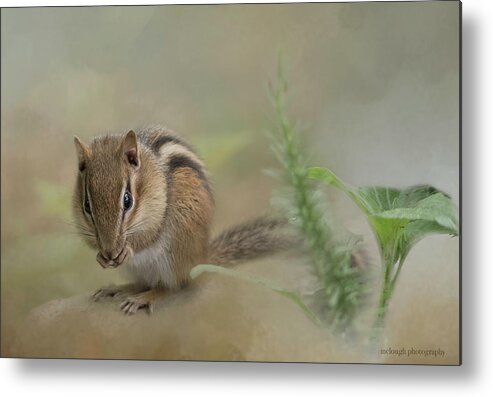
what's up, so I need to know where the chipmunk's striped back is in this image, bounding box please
[138,125,211,195]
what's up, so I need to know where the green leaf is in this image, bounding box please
[307,167,369,214]
[190,264,322,326]
[307,166,351,193]
[308,167,459,264]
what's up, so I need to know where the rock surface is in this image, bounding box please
[10,261,358,362]
[7,253,459,364]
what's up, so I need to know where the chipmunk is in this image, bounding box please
[73,125,293,315]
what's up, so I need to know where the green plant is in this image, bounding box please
[307,167,459,339]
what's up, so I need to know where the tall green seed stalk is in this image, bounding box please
[270,68,367,331]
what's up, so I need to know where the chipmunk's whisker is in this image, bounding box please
[77,231,96,238]
[125,220,148,235]
[64,219,92,231]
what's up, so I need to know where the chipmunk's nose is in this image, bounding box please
[104,249,120,261]
[97,246,128,269]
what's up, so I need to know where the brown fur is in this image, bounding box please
[163,166,214,287]
[208,218,294,265]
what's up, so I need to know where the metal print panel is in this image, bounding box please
[0,1,461,364]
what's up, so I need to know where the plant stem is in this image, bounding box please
[371,258,396,343]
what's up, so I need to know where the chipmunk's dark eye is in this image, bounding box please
[84,196,91,215]
[123,191,133,212]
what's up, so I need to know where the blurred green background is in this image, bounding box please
[1,2,459,362]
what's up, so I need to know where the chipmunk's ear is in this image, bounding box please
[122,130,139,168]
[74,136,90,172]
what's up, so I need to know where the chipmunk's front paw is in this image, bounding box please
[92,286,125,301]
[93,283,145,302]
[120,294,152,315]
[92,285,132,302]
[119,289,165,315]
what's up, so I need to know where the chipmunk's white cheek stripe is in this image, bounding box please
[84,182,93,221]
[122,178,139,235]
[120,185,126,213]
[85,186,103,244]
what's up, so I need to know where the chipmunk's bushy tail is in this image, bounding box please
[208,217,297,265]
